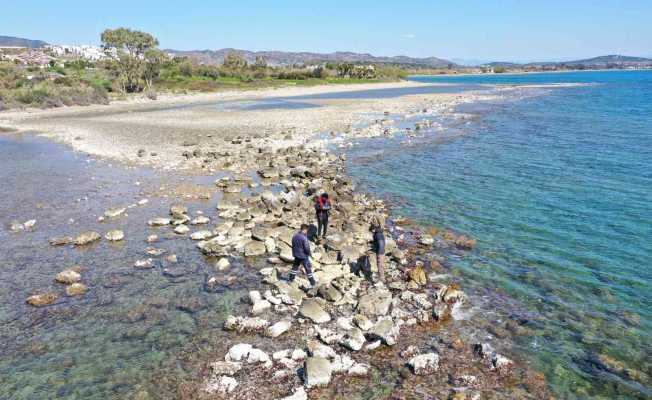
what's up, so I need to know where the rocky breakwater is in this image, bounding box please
[164,143,550,399]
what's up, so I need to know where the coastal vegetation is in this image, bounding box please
[0,28,408,110]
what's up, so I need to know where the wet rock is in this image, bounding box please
[367,317,400,346]
[215,257,231,270]
[419,234,434,246]
[408,353,439,375]
[454,235,476,250]
[146,234,158,243]
[203,375,238,395]
[225,343,253,362]
[190,230,214,240]
[209,361,242,376]
[10,221,25,232]
[224,315,269,332]
[433,303,451,321]
[174,225,190,234]
[169,204,188,216]
[492,353,513,371]
[191,216,210,225]
[299,299,331,323]
[74,231,101,245]
[347,363,370,376]
[148,218,171,226]
[26,293,57,307]
[24,219,36,229]
[473,343,494,359]
[162,267,186,278]
[266,319,292,338]
[105,230,125,241]
[55,269,81,284]
[49,236,73,246]
[304,357,332,388]
[134,259,154,269]
[66,283,88,296]
[250,290,272,314]
[104,207,127,218]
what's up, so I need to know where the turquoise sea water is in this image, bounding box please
[348,71,652,399]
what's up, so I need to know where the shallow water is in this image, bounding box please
[0,135,262,399]
[346,70,652,399]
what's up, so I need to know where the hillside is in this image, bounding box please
[0,35,48,48]
[485,55,652,69]
[166,48,455,68]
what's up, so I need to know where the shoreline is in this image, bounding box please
[1,81,554,398]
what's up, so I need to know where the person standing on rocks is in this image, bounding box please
[289,224,317,286]
[371,220,386,283]
[314,193,332,240]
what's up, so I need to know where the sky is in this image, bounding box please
[2,0,652,63]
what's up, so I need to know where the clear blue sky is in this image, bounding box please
[3,0,651,62]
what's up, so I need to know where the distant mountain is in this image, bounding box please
[166,48,456,68]
[483,55,652,69]
[0,35,48,48]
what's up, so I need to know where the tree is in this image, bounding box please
[222,52,248,70]
[253,56,267,69]
[143,49,167,89]
[100,28,159,93]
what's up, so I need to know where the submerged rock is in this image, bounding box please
[104,207,126,218]
[203,375,238,395]
[148,218,171,226]
[209,361,242,376]
[26,293,58,307]
[66,283,88,296]
[105,230,125,241]
[55,269,81,284]
[74,231,101,245]
[49,236,73,246]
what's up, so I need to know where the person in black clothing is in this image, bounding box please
[371,221,386,283]
[315,193,331,239]
[288,224,317,286]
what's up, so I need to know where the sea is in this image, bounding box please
[345,70,652,399]
[0,70,650,399]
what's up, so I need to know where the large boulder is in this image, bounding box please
[304,357,332,388]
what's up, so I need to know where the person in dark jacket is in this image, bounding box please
[315,193,331,239]
[289,224,316,286]
[371,222,386,283]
